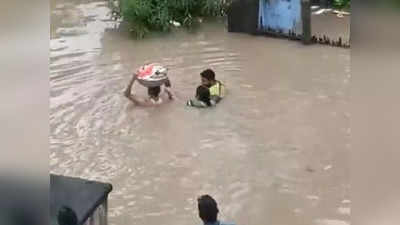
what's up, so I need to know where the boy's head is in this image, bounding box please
[196,85,211,106]
[197,195,219,223]
[148,86,161,99]
[200,69,216,87]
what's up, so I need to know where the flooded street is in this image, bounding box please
[312,13,350,43]
[50,1,350,225]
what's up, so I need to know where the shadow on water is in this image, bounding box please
[50,1,350,225]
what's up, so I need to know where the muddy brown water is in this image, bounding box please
[312,13,350,44]
[50,1,350,225]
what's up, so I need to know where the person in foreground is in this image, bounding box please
[197,195,236,225]
[124,72,174,107]
[200,69,225,103]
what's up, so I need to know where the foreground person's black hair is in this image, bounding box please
[198,195,219,223]
[197,195,237,225]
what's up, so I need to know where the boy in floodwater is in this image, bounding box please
[187,85,213,108]
[124,73,174,106]
[200,69,225,104]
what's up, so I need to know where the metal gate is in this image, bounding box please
[258,0,303,34]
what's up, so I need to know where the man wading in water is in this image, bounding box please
[187,69,225,108]
[124,72,174,107]
[200,69,225,104]
[197,195,236,225]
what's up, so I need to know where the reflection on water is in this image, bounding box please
[50,1,350,225]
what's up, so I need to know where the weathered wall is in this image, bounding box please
[258,0,302,34]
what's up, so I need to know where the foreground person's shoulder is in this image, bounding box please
[220,222,236,225]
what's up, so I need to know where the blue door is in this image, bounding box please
[258,0,302,34]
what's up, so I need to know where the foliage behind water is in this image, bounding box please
[333,0,350,9]
[120,0,230,38]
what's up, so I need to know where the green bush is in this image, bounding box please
[120,0,231,38]
[333,0,350,10]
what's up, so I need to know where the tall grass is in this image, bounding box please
[120,0,231,38]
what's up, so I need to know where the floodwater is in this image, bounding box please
[50,1,350,225]
[312,13,350,44]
